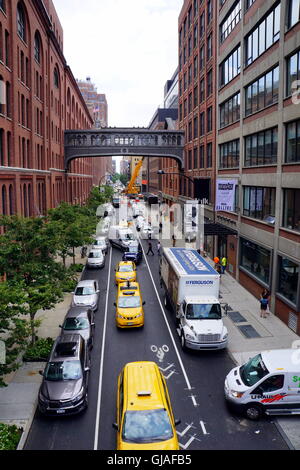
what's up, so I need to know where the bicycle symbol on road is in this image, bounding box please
[151,344,169,363]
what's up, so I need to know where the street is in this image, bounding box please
[24,236,288,451]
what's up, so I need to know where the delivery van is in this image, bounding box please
[224,348,300,420]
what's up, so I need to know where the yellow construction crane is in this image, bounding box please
[124,157,144,195]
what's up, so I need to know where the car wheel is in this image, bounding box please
[245,404,262,420]
[181,333,187,351]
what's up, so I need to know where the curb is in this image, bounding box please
[274,419,296,450]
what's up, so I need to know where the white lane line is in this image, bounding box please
[93,247,112,450]
[200,421,209,435]
[140,239,193,391]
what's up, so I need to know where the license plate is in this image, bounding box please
[56,409,65,414]
[127,322,134,326]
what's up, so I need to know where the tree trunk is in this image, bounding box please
[30,312,36,345]
[72,246,75,265]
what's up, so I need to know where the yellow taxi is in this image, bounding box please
[115,282,145,328]
[113,361,180,450]
[115,261,136,285]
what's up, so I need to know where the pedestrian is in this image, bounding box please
[260,288,270,318]
[159,222,162,234]
[146,240,154,256]
[157,241,161,256]
[215,263,222,275]
[213,256,220,269]
[221,256,227,274]
[172,234,176,247]
[81,246,87,258]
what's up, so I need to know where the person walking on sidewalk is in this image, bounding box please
[259,288,270,318]
[221,256,227,274]
[172,234,176,247]
[157,241,161,256]
[146,241,154,256]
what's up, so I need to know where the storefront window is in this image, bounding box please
[278,256,299,306]
[240,238,271,285]
[282,189,300,232]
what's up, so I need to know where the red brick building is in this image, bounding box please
[0,0,104,218]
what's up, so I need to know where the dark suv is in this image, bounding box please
[122,241,143,265]
[38,334,90,416]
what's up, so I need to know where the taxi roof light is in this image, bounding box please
[137,391,152,397]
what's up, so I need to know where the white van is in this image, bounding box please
[225,349,300,420]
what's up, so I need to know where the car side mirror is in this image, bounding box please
[114,303,116,307]
[84,367,90,372]
[112,423,119,431]
[175,419,181,427]
[39,370,44,376]
[143,301,146,306]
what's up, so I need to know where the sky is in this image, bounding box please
[53,0,183,129]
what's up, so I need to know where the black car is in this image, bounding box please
[122,241,143,265]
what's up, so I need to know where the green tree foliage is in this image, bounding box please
[86,185,114,215]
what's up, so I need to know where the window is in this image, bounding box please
[200,112,205,135]
[200,79,205,102]
[286,50,300,97]
[282,189,300,232]
[243,186,276,222]
[34,33,41,64]
[245,66,279,116]
[54,67,59,88]
[200,13,205,37]
[246,0,256,9]
[207,34,212,60]
[207,0,213,24]
[194,0,198,17]
[193,116,198,138]
[193,147,198,168]
[194,23,198,48]
[220,46,241,87]
[207,143,212,168]
[207,69,213,96]
[286,119,300,162]
[219,140,240,168]
[240,238,271,285]
[219,92,240,128]
[278,256,299,305]
[17,3,26,42]
[207,107,212,132]
[0,128,3,165]
[194,85,198,108]
[0,1,6,13]
[220,1,241,43]
[194,55,198,78]
[287,0,300,29]
[245,128,278,166]
[199,145,205,168]
[245,4,280,66]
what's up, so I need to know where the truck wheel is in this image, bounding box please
[245,404,262,420]
[181,333,187,351]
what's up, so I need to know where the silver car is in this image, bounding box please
[72,279,100,311]
[59,307,95,349]
[92,236,109,254]
[86,249,105,269]
[38,334,90,416]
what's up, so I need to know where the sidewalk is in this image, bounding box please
[0,242,299,450]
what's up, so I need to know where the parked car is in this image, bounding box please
[38,334,90,416]
[91,236,109,254]
[86,249,105,269]
[72,279,100,311]
[110,226,137,252]
[113,361,180,450]
[140,224,154,239]
[59,307,95,349]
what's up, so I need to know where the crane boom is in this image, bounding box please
[125,158,144,195]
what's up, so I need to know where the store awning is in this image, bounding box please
[204,223,237,237]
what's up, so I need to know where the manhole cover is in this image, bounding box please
[238,325,261,338]
[228,311,247,323]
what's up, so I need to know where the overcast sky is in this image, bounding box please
[54,0,183,128]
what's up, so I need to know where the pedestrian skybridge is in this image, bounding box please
[64,128,185,172]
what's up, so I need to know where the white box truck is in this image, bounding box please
[160,247,228,351]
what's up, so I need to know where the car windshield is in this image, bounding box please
[127,246,138,253]
[239,354,269,387]
[63,317,90,330]
[94,240,105,247]
[75,287,95,295]
[44,361,82,381]
[119,265,134,272]
[118,296,141,308]
[89,252,102,259]
[122,409,173,443]
[186,303,222,320]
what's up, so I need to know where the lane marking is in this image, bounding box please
[176,423,195,437]
[93,247,112,450]
[140,239,193,391]
[179,435,197,450]
[200,421,210,435]
[190,395,199,407]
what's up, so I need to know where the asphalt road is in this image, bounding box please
[24,237,289,451]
